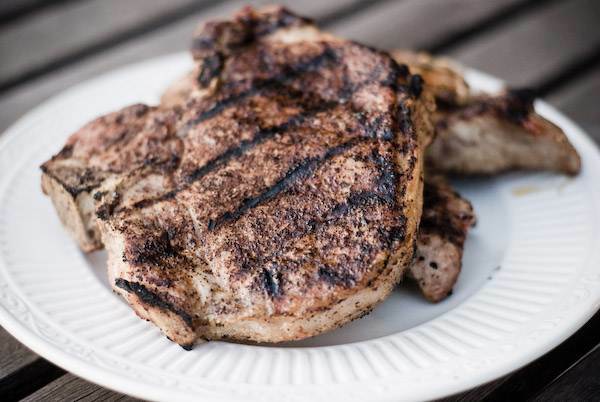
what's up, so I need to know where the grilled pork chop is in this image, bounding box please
[42,6,435,346]
[410,176,475,302]
[392,50,581,176]
[428,89,581,175]
[161,64,477,305]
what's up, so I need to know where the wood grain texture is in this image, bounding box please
[0,328,65,402]
[0,0,212,87]
[0,0,376,132]
[449,0,600,87]
[0,0,42,15]
[329,0,527,50]
[532,343,600,401]
[548,65,600,141]
[0,0,530,133]
[0,327,37,378]
[21,373,139,402]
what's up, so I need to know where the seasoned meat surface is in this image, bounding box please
[391,50,470,106]
[410,176,475,302]
[391,50,581,176]
[41,104,181,252]
[41,6,434,346]
[428,89,581,175]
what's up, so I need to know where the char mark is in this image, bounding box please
[191,7,313,54]
[408,74,423,98]
[505,87,536,123]
[115,278,193,328]
[397,102,413,138]
[210,137,369,231]
[178,46,339,137]
[318,266,356,287]
[96,192,121,220]
[197,53,223,86]
[183,101,338,184]
[261,268,281,297]
[41,166,104,197]
[132,100,339,212]
[127,230,179,266]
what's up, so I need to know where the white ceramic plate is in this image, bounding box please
[1,53,599,402]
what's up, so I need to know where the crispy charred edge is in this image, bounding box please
[191,6,314,87]
[40,104,160,198]
[191,6,313,59]
[124,229,180,266]
[419,179,475,247]
[437,87,538,128]
[114,278,193,328]
[40,163,104,197]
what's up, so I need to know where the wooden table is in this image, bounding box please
[1,0,599,400]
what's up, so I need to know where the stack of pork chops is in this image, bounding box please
[41,6,580,349]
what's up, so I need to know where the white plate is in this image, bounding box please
[1,53,599,402]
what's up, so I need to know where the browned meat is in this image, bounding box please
[160,66,478,305]
[41,104,181,252]
[41,6,435,347]
[410,176,475,302]
[391,50,581,176]
[391,50,470,106]
[428,89,581,175]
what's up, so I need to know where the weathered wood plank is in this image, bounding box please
[21,373,139,402]
[448,0,600,88]
[0,0,376,132]
[548,65,600,141]
[0,0,214,87]
[329,0,528,50]
[0,0,538,132]
[0,327,65,401]
[0,327,37,378]
[532,344,600,401]
[0,0,62,19]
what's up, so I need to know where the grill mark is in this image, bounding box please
[114,278,193,328]
[41,165,104,197]
[210,137,369,231]
[129,101,339,212]
[256,190,394,294]
[261,268,281,297]
[126,230,180,266]
[318,266,356,288]
[183,100,336,184]
[125,48,404,215]
[177,46,339,137]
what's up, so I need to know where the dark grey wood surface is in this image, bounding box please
[0,1,599,401]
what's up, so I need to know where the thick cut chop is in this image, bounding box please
[161,65,476,305]
[410,177,475,302]
[391,50,581,176]
[42,6,434,347]
[41,104,181,252]
[428,89,581,175]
